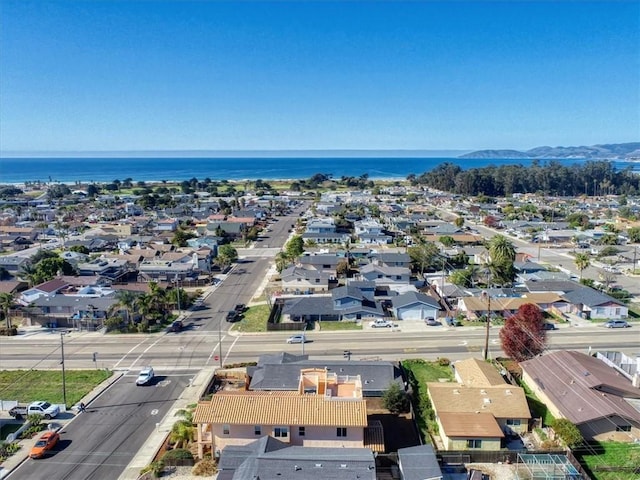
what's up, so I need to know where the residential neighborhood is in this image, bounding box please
[0,176,639,480]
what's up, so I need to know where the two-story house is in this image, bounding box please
[193,368,377,459]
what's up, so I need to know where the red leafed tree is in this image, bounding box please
[499,303,547,362]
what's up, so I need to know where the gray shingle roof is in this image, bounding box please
[392,291,440,309]
[397,445,443,480]
[249,359,403,395]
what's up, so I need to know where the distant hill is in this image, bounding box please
[459,142,640,160]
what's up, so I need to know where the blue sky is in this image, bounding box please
[1,0,638,152]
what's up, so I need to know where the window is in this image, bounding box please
[298,426,306,437]
[337,427,347,437]
[254,426,261,435]
[222,424,230,435]
[466,439,482,449]
[506,419,521,426]
[616,425,631,432]
[274,427,289,438]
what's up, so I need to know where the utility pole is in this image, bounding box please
[60,332,67,407]
[218,318,223,368]
[481,291,491,361]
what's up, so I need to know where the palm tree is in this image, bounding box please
[574,252,591,281]
[109,290,140,325]
[0,292,15,329]
[169,419,194,449]
[488,235,516,264]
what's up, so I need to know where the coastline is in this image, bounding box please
[2,156,637,185]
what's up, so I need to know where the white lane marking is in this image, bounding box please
[222,335,241,366]
[113,338,152,369]
[151,409,159,415]
[128,335,166,370]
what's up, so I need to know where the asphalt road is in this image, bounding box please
[7,370,192,480]
[1,324,637,370]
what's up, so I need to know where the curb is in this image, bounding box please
[0,371,124,480]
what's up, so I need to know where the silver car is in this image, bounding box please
[286,334,306,344]
[136,366,155,385]
[604,320,630,328]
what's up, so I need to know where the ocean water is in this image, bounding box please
[0,156,637,184]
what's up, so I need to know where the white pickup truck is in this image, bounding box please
[9,401,60,420]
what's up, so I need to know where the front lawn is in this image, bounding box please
[576,441,640,480]
[231,304,270,333]
[318,321,362,331]
[0,370,112,407]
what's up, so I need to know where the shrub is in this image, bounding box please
[437,357,450,366]
[140,460,164,478]
[162,448,194,461]
[552,418,583,448]
[0,327,18,336]
[192,459,217,476]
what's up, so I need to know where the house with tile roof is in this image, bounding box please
[193,368,381,459]
[521,351,640,442]
[427,358,531,450]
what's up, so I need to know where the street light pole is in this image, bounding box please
[60,332,67,407]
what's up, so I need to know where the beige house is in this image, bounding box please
[437,412,504,450]
[193,368,380,459]
[428,358,531,451]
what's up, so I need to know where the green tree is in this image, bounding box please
[449,268,474,288]
[408,241,439,275]
[0,292,15,329]
[285,235,305,259]
[628,227,640,243]
[69,245,90,255]
[487,235,516,286]
[171,228,196,247]
[109,290,140,326]
[573,253,591,281]
[217,244,238,267]
[169,421,195,449]
[551,418,583,448]
[454,217,464,228]
[381,382,409,414]
[439,236,455,247]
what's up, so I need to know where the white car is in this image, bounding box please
[369,319,394,328]
[136,366,155,385]
[286,334,306,344]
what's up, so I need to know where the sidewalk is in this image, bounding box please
[0,371,124,479]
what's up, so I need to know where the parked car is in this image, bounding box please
[136,366,155,386]
[29,431,60,458]
[169,320,183,332]
[9,401,60,420]
[369,319,394,328]
[286,334,306,344]
[542,322,557,330]
[425,318,441,326]
[604,320,630,328]
[234,304,246,313]
[226,310,240,322]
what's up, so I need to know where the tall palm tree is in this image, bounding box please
[109,289,140,325]
[0,292,15,329]
[488,235,516,264]
[574,252,591,281]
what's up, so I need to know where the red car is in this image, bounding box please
[29,431,60,458]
